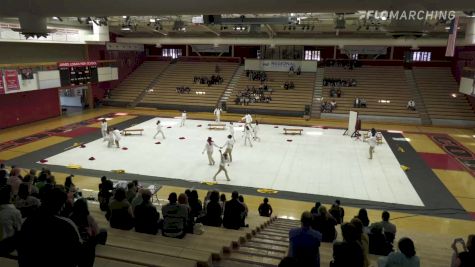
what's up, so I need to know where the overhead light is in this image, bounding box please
[121,26,131,31]
[451,93,457,98]
[122,16,127,19]
[445,26,450,30]
[150,18,156,23]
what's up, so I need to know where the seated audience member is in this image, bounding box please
[310,201,321,215]
[188,190,203,219]
[202,190,223,227]
[22,173,39,197]
[131,188,146,211]
[330,100,337,111]
[134,190,160,235]
[360,98,367,108]
[0,167,8,186]
[223,191,245,230]
[330,87,337,97]
[126,182,137,204]
[371,211,397,244]
[368,223,393,256]
[331,223,365,267]
[354,97,361,108]
[98,176,113,211]
[7,167,22,196]
[258,197,273,217]
[64,175,81,198]
[407,100,416,111]
[219,193,226,214]
[329,199,344,224]
[108,188,134,230]
[351,218,370,267]
[178,193,194,234]
[356,208,370,229]
[238,195,249,227]
[451,235,475,267]
[23,169,37,185]
[337,88,342,97]
[378,237,420,267]
[288,211,322,267]
[70,198,107,267]
[15,183,41,218]
[0,185,22,256]
[311,206,337,242]
[162,192,188,238]
[18,188,82,267]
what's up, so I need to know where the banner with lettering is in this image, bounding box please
[5,70,20,91]
[245,59,317,72]
[0,70,5,94]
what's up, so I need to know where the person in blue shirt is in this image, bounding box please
[288,211,322,267]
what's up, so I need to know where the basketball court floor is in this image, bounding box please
[43,117,424,206]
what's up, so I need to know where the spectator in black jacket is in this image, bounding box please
[223,191,245,230]
[134,190,160,235]
[331,223,365,267]
[202,191,222,227]
[258,198,273,217]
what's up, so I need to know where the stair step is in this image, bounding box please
[213,259,265,267]
[228,252,281,267]
[250,238,288,247]
[237,246,285,259]
[243,242,287,253]
[256,234,289,242]
[260,230,288,238]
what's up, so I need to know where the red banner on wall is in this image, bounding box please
[5,70,20,91]
[0,70,5,94]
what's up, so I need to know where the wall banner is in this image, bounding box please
[0,70,5,94]
[5,70,20,91]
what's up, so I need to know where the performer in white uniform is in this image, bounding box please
[202,137,219,165]
[107,128,114,148]
[241,113,253,132]
[252,121,261,142]
[222,135,235,162]
[180,111,187,127]
[213,150,230,181]
[244,126,253,147]
[100,119,108,141]
[213,107,222,123]
[368,133,377,160]
[112,128,121,148]
[229,122,236,141]
[153,120,165,139]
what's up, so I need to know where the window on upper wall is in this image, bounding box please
[304,50,321,61]
[162,48,182,59]
[350,53,359,60]
[411,51,432,62]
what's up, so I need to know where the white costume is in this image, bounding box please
[213,152,230,181]
[180,112,187,127]
[214,108,222,123]
[252,124,260,141]
[202,141,219,165]
[229,124,236,141]
[154,122,165,139]
[244,127,253,147]
[100,121,108,141]
[107,131,114,148]
[368,136,377,159]
[223,138,235,162]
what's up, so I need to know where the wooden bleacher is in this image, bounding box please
[226,71,315,116]
[141,62,239,110]
[413,67,475,121]
[108,61,170,104]
[321,66,419,118]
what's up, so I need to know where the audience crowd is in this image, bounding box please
[246,70,267,82]
[323,78,357,87]
[323,59,362,69]
[193,74,223,86]
[176,86,191,94]
[234,86,272,105]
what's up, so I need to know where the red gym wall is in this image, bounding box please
[0,88,60,129]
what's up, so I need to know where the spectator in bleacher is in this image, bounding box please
[131,188,146,212]
[188,190,203,219]
[356,208,370,229]
[134,189,160,235]
[451,235,475,267]
[108,188,134,230]
[178,193,194,234]
[0,166,8,186]
[310,202,321,215]
[23,169,37,185]
[238,195,249,227]
[337,88,342,98]
[22,172,39,196]
[329,200,345,224]
[370,211,397,244]
[360,98,367,108]
[330,87,337,97]
[407,100,416,111]
[311,206,337,243]
[351,218,370,267]
[219,193,226,215]
[18,187,82,267]
[65,175,81,199]
[288,211,322,267]
[331,222,365,267]
[223,191,245,230]
[7,167,22,196]
[330,100,337,111]
[368,223,393,256]
[354,97,361,108]
[14,183,40,218]
[258,198,273,217]
[202,190,222,227]
[378,237,420,267]
[0,185,22,256]
[162,192,188,238]
[126,182,137,204]
[70,198,107,267]
[98,176,113,212]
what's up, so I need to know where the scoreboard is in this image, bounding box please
[58,61,99,87]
